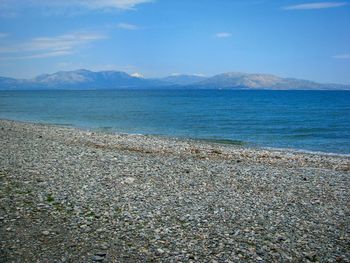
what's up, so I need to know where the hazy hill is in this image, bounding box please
[194,72,348,90]
[0,70,349,90]
[32,69,161,89]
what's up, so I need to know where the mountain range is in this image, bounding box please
[0,69,349,90]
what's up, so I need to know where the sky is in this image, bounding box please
[0,0,349,84]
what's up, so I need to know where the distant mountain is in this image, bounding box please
[31,69,163,89]
[193,72,349,90]
[0,76,26,90]
[0,77,16,85]
[0,69,349,90]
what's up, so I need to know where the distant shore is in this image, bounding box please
[1,119,349,262]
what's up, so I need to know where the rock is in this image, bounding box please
[95,251,107,257]
[100,243,109,250]
[123,177,136,184]
[92,255,105,261]
[42,230,50,236]
[157,248,165,254]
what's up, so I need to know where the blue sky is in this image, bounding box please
[0,0,349,84]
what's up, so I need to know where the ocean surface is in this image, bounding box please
[1,90,350,154]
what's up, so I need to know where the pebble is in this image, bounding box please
[92,255,105,262]
[42,231,50,236]
[95,252,107,257]
[100,243,109,250]
[157,248,165,254]
[0,119,349,262]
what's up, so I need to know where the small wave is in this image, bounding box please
[195,138,246,146]
[263,146,350,157]
[288,134,316,138]
[50,123,75,127]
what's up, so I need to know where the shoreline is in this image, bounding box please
[1,119,349,262]
[1,117,350,158]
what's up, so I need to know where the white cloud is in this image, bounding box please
[77,0,153,10]
[0,50,72,60]
[0,0,153,11]
[283,2,348,10]
[0,32,106,60]
[215,32,232,38]
[117,22,139,30]
[333,54,350,59]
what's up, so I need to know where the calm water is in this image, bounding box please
[1,90,350,154]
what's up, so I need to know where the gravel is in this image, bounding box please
[0,119,349,262]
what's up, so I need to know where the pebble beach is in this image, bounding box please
[0,119,349,262]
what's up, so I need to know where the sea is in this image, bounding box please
[1,89,349,155]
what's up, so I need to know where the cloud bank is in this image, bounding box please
[333,54,350,59]
[117,23,139,30]
[77,0,153,10]
[0,0,153,13]
[0,32,106,60]
[283,2,348,10]
[215,32,232,38]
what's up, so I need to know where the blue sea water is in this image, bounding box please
[0,90,349,154]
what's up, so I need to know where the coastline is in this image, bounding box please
[1,119,349,262]
[1,117,350,158]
